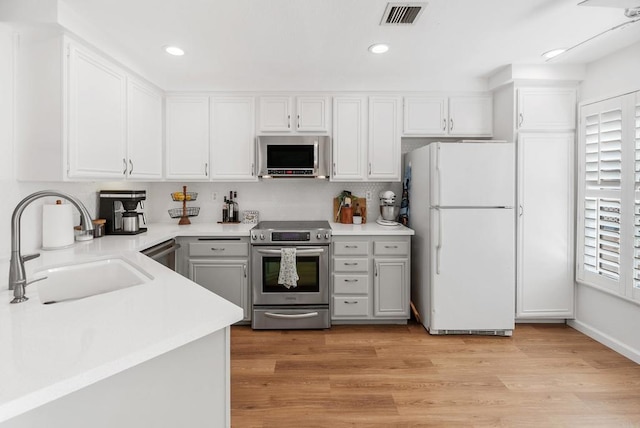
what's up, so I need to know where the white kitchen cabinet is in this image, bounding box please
[517,88,576,130]
[332,96,367,181]
[210,97,257,181]
[369,96,401,181]
[403,94,493,137]
[517,133,574,318]
[126,77,162,179]
[331,236,410,323]
[67,41,127,179]
[258,95,329,133]
[165,96,210,180]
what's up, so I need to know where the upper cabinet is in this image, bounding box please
[369,96,401,181]
[258,95,329,133]
[16,35,164,182]
[517,88,576,130]
[403,94,493,137]
[126,78,163,180]
[210,97,257,181]
[165,96,210,180]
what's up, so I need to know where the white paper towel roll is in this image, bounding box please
[42,201,75,249]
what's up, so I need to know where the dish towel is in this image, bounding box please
[278,247,299,289]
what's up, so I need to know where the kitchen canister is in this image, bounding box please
[42,200,75,249]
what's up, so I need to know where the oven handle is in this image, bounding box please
[255,248,325,255]
[264,311,319,319]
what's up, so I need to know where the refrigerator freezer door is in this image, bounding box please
[431,142,515,207]
[429,207,515,332]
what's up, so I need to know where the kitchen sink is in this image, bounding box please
[34,257,153,304]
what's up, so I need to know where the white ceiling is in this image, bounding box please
[58,0,640,92]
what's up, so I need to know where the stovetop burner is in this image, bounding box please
[251,220,331,245]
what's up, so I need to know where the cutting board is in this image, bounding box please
[333,197,367,224]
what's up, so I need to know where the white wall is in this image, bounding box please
[568,40,640,364]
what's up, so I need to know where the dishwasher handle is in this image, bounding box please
[141,240,181,261]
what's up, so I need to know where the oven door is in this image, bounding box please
[252,245,329,306]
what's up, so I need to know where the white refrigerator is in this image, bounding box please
[405,141,516,335]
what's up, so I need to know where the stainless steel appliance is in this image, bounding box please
[256,136,330,178]
[98,190,147,235]
[251,220,331,329]
[141,239,180,271]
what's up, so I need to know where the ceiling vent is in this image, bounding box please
[380,2,427,25]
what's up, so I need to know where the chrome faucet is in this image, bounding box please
[9,190,94,304]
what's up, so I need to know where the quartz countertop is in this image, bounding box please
[329,222,414,236]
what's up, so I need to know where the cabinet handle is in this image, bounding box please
[129,159,134,175]
[333,162,336,176]
[519,205,524,217]
[344,279,359,283]
[344,301,359,305]
[205,163,208,176]
[243,264,247,278]
[384,245,398,249]
[344,262,358,266]
[345,245,358,248]
[375,264,378,277]
[518,113,524,127]
[442,118,446,131]
[211,247,226,251]
[251,163,255,176]
[449,118,454,131]
[297,114,300,129]
[368,163,372,175]
[122,158,127,175]
[287,115,291,129]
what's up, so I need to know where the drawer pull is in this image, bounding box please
[345,245,359,248]
[344,279,359,283]
[384,245,398,249]
[343,262,358,266]
[211,247,226,251]
[344,301,359,305]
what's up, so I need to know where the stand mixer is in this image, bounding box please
[376,190,400,226]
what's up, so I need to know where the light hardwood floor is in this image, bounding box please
[231,322,640,427]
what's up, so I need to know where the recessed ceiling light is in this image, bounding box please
[164,46,185,56]
[369,43,389,54]
[542,48,566,60]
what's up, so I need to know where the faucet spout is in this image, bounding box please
[9,190,94,303]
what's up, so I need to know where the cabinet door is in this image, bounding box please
[403,96,448,136]
[332,97,366,181]
[517,88,576,130]
[210,97,257,181]
[368,96,401,181]
[373,258,409,317]
[67,42,127,178]
[165,96,210,179]
[126,78,162,180]
[517,133,574,318]
[258,96,292,132]
[448,95,493,136]
[296,96,329,132]
[189,259,249,321]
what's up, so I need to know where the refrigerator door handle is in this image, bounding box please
[435,207,442,275]
[435,145,442,207]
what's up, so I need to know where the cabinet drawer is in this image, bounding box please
[334,274,369,294]
[332,297,370,317]
[189,242,249,257]
[374,241,409,256]
[333,241,369,256]
[334,258,368,272]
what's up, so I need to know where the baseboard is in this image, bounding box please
[516,318,566,324]
[567,319,640,364]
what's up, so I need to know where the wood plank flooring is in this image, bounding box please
[230,322,640,427]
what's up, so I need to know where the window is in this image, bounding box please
[577,92,640,301]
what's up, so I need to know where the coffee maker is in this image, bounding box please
[99,190,147,235]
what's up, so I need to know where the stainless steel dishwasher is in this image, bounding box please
[141,239,181,271]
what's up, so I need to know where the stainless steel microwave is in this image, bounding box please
[256,136,330,178]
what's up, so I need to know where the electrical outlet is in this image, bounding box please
[365,190,372,201]
[212,192,218,201]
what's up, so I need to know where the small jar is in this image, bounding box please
[74,226,94,242]
[92,219,106,238]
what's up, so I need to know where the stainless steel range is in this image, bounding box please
[251,220,331,329]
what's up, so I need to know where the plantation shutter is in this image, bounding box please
[584,107,623,190]
[634,103,640,290]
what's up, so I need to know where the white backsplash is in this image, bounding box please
[147,181,401,225]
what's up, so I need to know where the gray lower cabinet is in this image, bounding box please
[176,237,250,322]
[332,235,410,323]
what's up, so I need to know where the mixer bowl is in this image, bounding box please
[380,205,399,221]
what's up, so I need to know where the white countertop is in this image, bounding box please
[0,220,412,423]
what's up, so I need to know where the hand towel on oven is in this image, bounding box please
[278,247,299,289]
